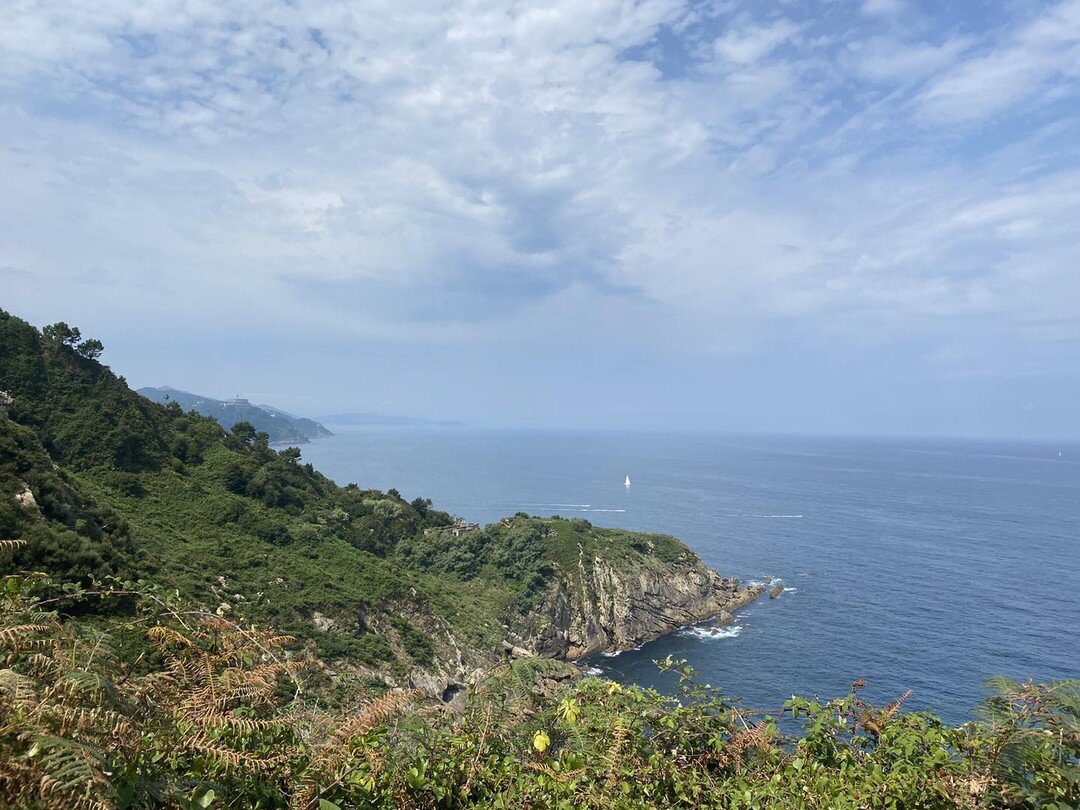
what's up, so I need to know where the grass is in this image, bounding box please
[73,457,525,671]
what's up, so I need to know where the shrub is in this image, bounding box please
[0,560,1075,810]
[102,470,146,498]
[392,616,435,666]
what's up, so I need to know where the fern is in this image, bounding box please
[974,677,1080,805]
[293,689,420,809]
[31,734,111,808]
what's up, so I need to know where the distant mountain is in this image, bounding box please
[318,411,460,427]
[138,386,332,445]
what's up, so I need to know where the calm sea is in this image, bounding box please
[300,429,1079,723]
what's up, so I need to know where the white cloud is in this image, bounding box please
[0,0,1077,386]
[713,19,801,65]
[847,36,971,83]
[861,0,904,17]
[917,0,1080,122]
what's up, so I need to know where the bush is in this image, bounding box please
[316,631,396,666]
[392,616,435,666]
[103,470,146,498]
[0,564,1075,810]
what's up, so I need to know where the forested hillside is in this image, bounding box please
[0,310,598,680]
[0,309,746,677]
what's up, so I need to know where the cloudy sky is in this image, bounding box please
[2,0,1078,437]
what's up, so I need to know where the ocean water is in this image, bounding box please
[300,429,1079,723]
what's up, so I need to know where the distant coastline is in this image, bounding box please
[138,386,333,445]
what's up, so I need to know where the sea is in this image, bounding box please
[300,428,1079,723]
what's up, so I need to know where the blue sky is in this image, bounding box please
[2,0,1078,437]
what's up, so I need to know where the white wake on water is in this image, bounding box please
[721,514,804,518]
[515,503,591,508]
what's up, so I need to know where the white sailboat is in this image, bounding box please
[624,475,631,487]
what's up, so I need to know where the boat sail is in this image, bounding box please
[624,475,631,487]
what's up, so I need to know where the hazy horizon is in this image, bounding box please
[129,385,1080,444]
[4,1,1079,439]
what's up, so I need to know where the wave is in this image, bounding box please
[579,664,604,677]
[746,577,781,589]
[579,508,626,513]
[680,624,742,640]
[602,641,647,658]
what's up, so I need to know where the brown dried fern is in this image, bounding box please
[292,689,421,809]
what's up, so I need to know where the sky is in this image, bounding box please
[1,0,1079,437]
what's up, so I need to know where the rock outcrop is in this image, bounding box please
[515,549,762,660]
[14,482,38,512]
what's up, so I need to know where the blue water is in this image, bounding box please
[300,429,1079,723]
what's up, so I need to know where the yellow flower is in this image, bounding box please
[532,730,551,753]
[557,698,580,724]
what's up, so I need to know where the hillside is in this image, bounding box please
[0,309,753,692]
[138,386,332,445]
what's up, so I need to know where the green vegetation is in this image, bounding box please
[0,395,137,585]
[0,309,536,670]
[0,560,1076,809]
[1,308,1077,807]
[137,386,332,445]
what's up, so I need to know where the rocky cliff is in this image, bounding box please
[507,523,762,660]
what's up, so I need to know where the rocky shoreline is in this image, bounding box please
[409,568,763,707]
[510,550,765,661]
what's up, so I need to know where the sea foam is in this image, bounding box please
[680,624,742,640]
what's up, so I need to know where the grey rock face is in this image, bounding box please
[14,482,38,511]
[518,555,762,660]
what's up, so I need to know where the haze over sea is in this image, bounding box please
[301,429,1079,724]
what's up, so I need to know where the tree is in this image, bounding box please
[279,446,302,464]
[112,417,147,471]
[42,322,104,360]
[221,460,248,494]
[42,321,81,349]
[76,338,104,360]
[231,421,257,444]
